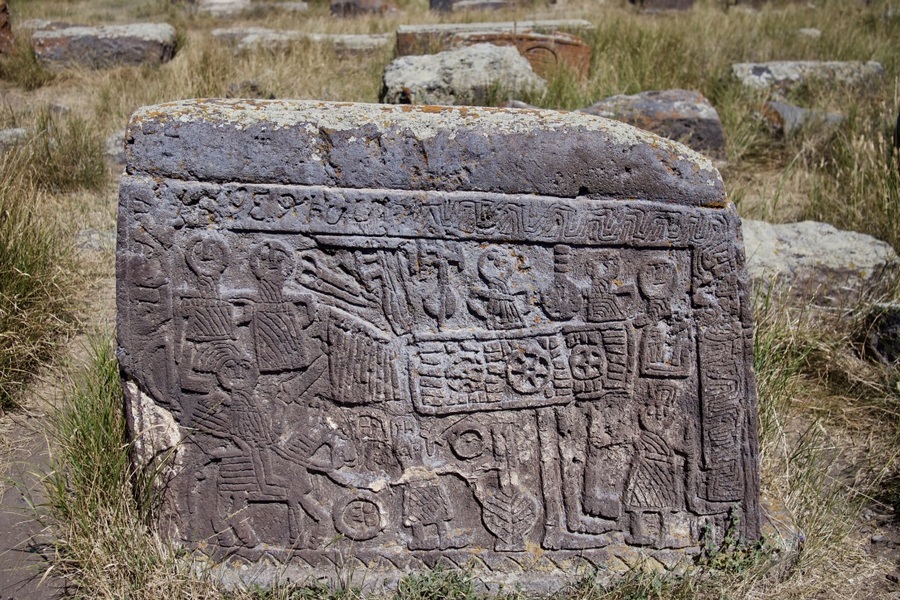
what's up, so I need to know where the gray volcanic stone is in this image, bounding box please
[430,0,514,10]
[32,23,177,69]
[742,220,899,307]
[580,90,726,162]
[381,43,546,106]
[731,60,885,94]
[330,0,399,16]
[119,99,758,591]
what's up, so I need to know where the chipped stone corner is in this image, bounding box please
[123,378,184,483]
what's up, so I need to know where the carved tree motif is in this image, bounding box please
[477,484,537,551]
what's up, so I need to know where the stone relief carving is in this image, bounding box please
[120,177,757,570]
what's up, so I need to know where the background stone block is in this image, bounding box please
[118,100,759,591]
[580,89,726,162]
[32,23,177,69]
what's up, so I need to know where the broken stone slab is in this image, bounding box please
[731,60,885,95]
[330,0,399,16]
[742,219,899,308]
[579,89,726,162]
[212,27,393,54]
[32,23,177,69]
[395,19,595,56]
[0,0,13,54]
[381,43,547,106]
[759,100,843,136]
[449,31,591,79]
[119,98,756,591]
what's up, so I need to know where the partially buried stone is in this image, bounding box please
[119,98,760,592]
[580,89,726,162]
[32,23,177,69]
[195,0,251,16]
[742,219,898,308]
[381,43,546,106]
[731,60,885,95]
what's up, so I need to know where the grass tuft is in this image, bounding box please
[0,148,74,410]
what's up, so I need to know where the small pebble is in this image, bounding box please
[871,533,887,543]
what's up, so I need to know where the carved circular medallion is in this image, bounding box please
[569,344,606,381]
[333,492,385,541]
[450,428,486,459]
[505,342,552,394]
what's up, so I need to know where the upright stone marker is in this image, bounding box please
[118,100,760,590]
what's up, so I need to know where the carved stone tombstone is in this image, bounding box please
[118,100,760,590]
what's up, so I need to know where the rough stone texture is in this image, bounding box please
[742,220,899,307]
[629,0,695,10]
[32,23,177,69]
[731,60,885,95]
[331,0,399,16]
[580,90,726,162]
[449,32,591,79]
[212,27,392,54]
[395,19,595,56]
[118,99,757,591]
[760,100,843,136]
[797,27,822,39]
[0,0,13,54]
[382,44,547,106]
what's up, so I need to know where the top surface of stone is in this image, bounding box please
[126,99,725,206]
[396,19,595,34]
[33,23,176,41]
[731,60,884,89]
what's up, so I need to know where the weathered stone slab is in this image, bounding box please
[381,44,546,106]
[395,19,595,56]
[742,219,899,307]
[0,127,26,151]
[119,99,758,592]
[212,27,392,54]
[580,90,726,162]
[731,60,885,94]
[32,23,177,69]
